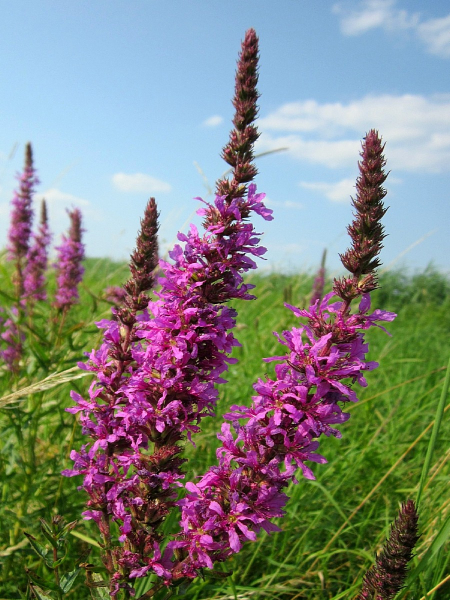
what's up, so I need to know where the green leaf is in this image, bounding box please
[58,519,78,540]
[59,567,82,593]
[39,518,54,538]
[24,532,49,561]
[25,569,60,592]
[70,529,102,548]
[407,512,450,583]
[30,586,55,600]
[39,520,57,549]
[87,572,110,600]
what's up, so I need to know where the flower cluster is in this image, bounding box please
[169,130,395,580]
[64,24,398,596]
[174,293,395,576]
[0,307,25,373]
[7,142,39,297]
[64,29,271,595]
[64,184,273,593]
[54,208,85,311]
[23,200,52,303]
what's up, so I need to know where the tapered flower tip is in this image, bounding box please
[40,199,48,225]
[25,142,33,169]
[243,28,258,46]
[69,208,83,243]
[356,499,419,600]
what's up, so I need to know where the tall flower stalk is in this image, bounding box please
[356,500,419,600]
[23,199,52,304]
[7,142,39,298]
[64,29,272,596]
[54,208,85,312]
[310,248,327,305]
[0,307,24,374]
[216,28,259,201]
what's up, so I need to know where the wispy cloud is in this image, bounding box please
[417,14,450,59]
[258,94,450,173]
[36,187,91,208]
[300,178,356,203]
[202,115,224,127]
[333,1,450,59]
[112,172,172,194]
[265,196,304,210]
[34,188,102,223]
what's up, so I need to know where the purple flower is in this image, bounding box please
[311,248,327,305]
[7,142,39,297]
[172,131,394,579]
[53,208,85,311]
[65,183,272,590]
[0,307,25,373]
[23,200,51,303]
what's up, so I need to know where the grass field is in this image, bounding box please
[0,257,448,599]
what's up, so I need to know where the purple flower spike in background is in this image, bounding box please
[7,142,39,297]
[24,199,51,303]
[310,248,327,305]
[0,307,25,373]
[54,208,85,311]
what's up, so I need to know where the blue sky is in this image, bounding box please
[1,0,449,275]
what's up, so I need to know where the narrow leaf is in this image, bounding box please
[30,587,55,600]
[24,532,49,561]
[25,568,59,591]
[70,529,101,548]
[59,519,78,540]
[39,522,57,549]
[59,567,82,593]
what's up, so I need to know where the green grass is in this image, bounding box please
[0,259,448,599]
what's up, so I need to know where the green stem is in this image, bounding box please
[416,355,450,510]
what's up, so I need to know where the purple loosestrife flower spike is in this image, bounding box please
[0,307,24,373]
[24,199,51,303]
[216,28,260,201]
[64,185,272,593]
[311,248,327,306]
[356,500,419,600]
[334,130,388,303]
[7,142,39,297]
[64,31,272,593]
[54,208,85,311]
[174,132,395,581]
[118,197,159,325]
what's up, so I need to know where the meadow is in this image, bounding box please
[0,256,448,599]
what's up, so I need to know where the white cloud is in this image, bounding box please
[259,133,360,169]
[203,115,224,127]
[333,1,450,59]
[36,187,91,208]
[300,178,356,204]
[417,14,450,58]
[112,172,172,194]
[265,196,304,210]
[333,0,418,36]
[258,94,450,173]
[34,188,102,226]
